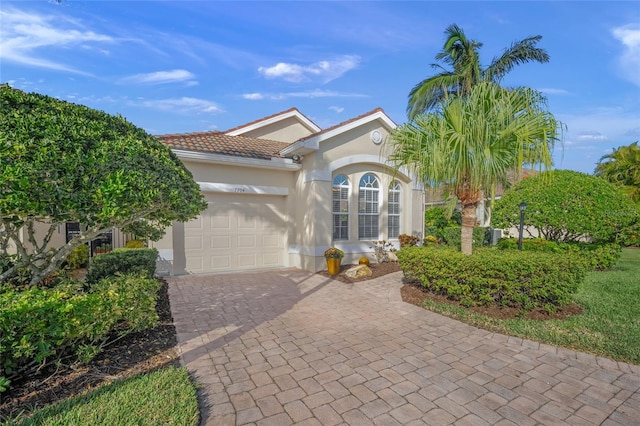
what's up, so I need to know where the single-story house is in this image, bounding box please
[151,107,425,275]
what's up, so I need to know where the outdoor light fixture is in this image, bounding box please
[518,201,527,251]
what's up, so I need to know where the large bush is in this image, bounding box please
[397,246,586,310]
[0,84,206,285]
[492,170,638,243]
[86,248,158,285]
[0,274,160,388]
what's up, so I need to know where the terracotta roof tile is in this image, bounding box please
[156,131,291,160]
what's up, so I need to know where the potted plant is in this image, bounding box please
[324,247,344,275]
[95,243,112,255]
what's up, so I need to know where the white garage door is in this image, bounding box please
[183,194,286,273]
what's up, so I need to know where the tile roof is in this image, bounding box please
[156,131,292,160]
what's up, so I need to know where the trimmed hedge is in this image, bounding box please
[397,246,587,310]
[497,238,622,271]
[86,248,158,285]
[0,274,160,385]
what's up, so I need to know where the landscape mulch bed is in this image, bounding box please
[0,279,180,422]
[1,264,581,421]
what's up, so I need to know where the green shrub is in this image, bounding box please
[492,170,638,243]
[397,246,586,309]
[64,244,90,270]
[497,238,564,253]
[0,274,160,389]
[562,241,622,271]
[497,238,622,271]
[424,226,439,239]
[441,226,489,249]
[86,248,158,285]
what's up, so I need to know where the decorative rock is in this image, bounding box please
[388,251,398,263]
[345,265,372,279]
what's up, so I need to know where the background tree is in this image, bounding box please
[595,141,640,207]
[0,85,207,285]
[389,82,560,254]
[407,23,550,120]
[492,170,638,243]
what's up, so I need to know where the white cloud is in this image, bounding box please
[612,24,640,87]
[243,93,264,100]
[240,89,367,101]
[258,55,360,83]
[0,7,114,74]
[538,88,569,95]
[137,97,223,114]
[577,131,608,141]
[119,69,197,86]
[329,106,344,113]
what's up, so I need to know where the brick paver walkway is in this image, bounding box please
[167,269,640,425]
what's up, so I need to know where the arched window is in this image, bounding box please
[358,173,379,239]
[332,175,349,240]
[388,180,401,238]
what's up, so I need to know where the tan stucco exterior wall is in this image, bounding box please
[288,121,424,272]
[233,117,315,143]
[155,113,424,275]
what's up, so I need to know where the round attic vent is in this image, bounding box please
[370,129,383,145]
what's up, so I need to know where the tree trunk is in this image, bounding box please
[460,203,477,255]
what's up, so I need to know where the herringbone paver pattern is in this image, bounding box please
[167,269,640,425]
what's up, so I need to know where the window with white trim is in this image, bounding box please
[358,173,379,239]
[332,175,349,240]
[388,180,401,238]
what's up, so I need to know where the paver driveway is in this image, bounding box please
[167,269,640,426]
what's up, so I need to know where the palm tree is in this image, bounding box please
[595,141,640,207]
[390,82,560,254]
[407,24,550,120]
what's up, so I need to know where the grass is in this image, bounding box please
[420,248,640,365]
[4,367,199,426]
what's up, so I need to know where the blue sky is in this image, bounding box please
[1,1,639,174]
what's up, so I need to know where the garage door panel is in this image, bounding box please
[186,256,203,271]
[262,252,280,266]
[238,253,257,267]
[185,216,203,230]
[184,194,286,273]
[210,255,231,269]
[185,236,203,250]
[211,235,230,249]
[237,235,257,248]
[211,216,231,229]
[262,234,280,248]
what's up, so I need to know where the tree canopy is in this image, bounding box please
[492,169,638,243]
[0,84,206,284]
[389,82,561,254]
[407,23,550,120]
[595,141,640,208]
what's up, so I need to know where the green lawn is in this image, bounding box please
[420,248,640,365]
[4,367,199,426]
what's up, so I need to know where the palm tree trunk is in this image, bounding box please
[460,203,477,255]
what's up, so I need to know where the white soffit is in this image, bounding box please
[172,149,301,171]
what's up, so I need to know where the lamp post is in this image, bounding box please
[518,201,527,251]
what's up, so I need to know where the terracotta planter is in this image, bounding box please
[326,258,341,275]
